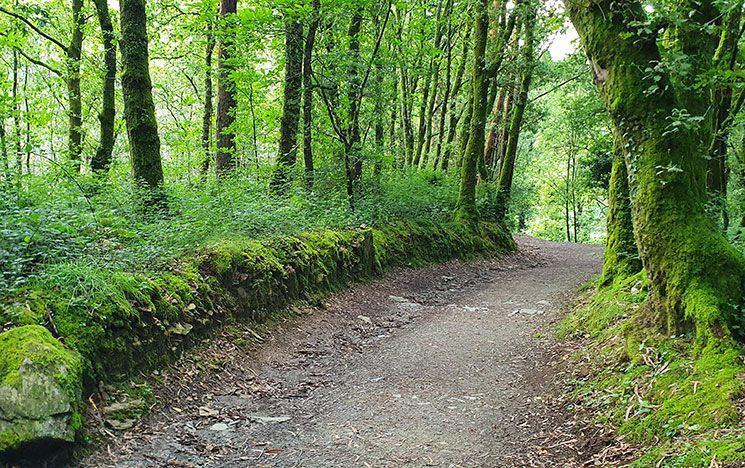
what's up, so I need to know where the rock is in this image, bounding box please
[105,418,136,431]
[0,326,84,455]
[209,423,229,431]
[249,415,291,424]
[102,398,145,415]
[357,315,372,324]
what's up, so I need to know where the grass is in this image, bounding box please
[0,166,492,298]
[561,274,745,465]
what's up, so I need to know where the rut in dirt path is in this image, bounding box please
[79,237,603,468]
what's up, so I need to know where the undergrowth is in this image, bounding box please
[0,167,498,297]
[561,274,745,466]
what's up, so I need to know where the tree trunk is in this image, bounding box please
[302,0,320,189]
[272,14,305,191]
[201,29,215,173]
[67,0,84,170]
[91,0,117,174]
[454,0,489,223]
[603,129,642,284]
[120,0,164,189]
[0,118,7,184]
[495,6,536,222]
[440,29,469,172]
[343,11,364,204]
[215,0,238,174]
[567,0,745,340]
[708,5,742,229]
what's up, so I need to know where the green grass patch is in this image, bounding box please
[562,275,745,465]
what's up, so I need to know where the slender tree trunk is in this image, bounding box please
[495,6,536,222]
[441,29,469,172]
[455,0,489,223]
[302,0,320,189]
[12,50,21,185]
[567,0,745,339]
[399,65,415,166]
[0,119,7,184]
[272,14,305,191]
[201,29,215,173]
[67,0,84,170]
[484,87,505,174]
[708,5,742,229]
[120,0,164,189]
[343,11,364,204]
[215,0,238,174]
[433,23,454,171]
[603,129,641,284]
[91,0,117,174]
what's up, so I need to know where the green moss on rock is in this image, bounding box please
[0,325,84,454]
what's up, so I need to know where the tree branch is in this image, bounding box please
[0,7,67,51]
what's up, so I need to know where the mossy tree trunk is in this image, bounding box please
[495,4,536,222]
[602,129,642,284]
[67,0,84,171]
[708,4,743,229]
[215,0,237,174]
[272,13,305,192]
[91,0,116,174]
[201,25,215,173]
[566,0,745,340]
[120,0,164,189]
[454,0,488,223]
[302,0,320,189]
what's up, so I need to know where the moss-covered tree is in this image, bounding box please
[566,0,745,340]
[272,12,305,191]
[91,0,116,174]
[120,0,164,188]
[454,0,489,223]
[602,129,641,284]
[215,0,237,174]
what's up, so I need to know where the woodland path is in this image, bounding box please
[79,238,603,468]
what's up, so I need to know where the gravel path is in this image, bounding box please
[78,237,603,467]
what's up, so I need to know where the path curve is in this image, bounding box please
[79,237,602,467]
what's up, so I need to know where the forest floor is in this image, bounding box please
[76,238,607,467]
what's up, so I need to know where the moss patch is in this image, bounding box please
[563,276,745,465]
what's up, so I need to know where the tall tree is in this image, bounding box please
[454,0,489,223]
[215,0,238,174]
[272,11,305,191]
[91,0,117,174]
[120,0,164,189]
[201,24,216,173]
[566,0,745,339]
[302,0,321,188]
[495,2,536,221]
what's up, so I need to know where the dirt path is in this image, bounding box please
[78,237,602,467]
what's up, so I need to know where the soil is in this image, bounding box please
[76,237,605,467]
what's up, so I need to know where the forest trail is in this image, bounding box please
[79,238,603,468]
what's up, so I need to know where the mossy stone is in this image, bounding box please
[0,325,84,455]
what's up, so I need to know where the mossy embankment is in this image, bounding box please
[561,274,745,465]
[0,219,513,454]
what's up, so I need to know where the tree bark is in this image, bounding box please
[215,0,238,174]
[67,0,84,170]
[120,0,164,189]
[567,0,745,340]
[201,28,215,173]
[603,129,642,284]
[302,0,320,189]
[495,5,536,222]
[272,13,305,191]
[91,0,117,174]
[455,0,489,223]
